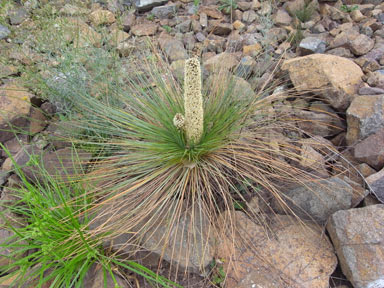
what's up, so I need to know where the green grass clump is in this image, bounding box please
[0,145,180,288]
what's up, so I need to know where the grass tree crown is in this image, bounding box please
[184,57,204,145]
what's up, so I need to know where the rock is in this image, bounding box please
[298,144,329,177]
[151,4,178,19]
[89,9,116,26]
[66,18,102,48]
[0,25,10,40]
[83,263,128,287]
[131,23,158,36]
[141,207,215,272]
[199,6,223,19]
[203,52,238,73]
[207,21,232,35]
[327,205,384,288]
[366,168,384,203]
[21,148,92,183]
[108,28,129,45]
[298,37,327,55]
[242,10,257,24]
[217,212,337,288]
[135,0,168,12]
[232,20,245,31]
[354,128,384,170]
[175,19,191,33]
[282,54,364,110]
[327,47,354,58]
[0,83,32,143]
[199,12,208,27]
[367,71,384,89]
[0,64,17,79]
[346,95,384,145]
[350,9,365,22]
[285,0,305,16]
[9,8,29,25]
[243,43,262,56]
[278,176,354,223]
[259,1,272,15]
[236,56,256,78]
[237,1,251,11]
[350,34,375,56]
[273,9,292,25]
[358,86,384,95]
[159,37,188,62]
[29,107,47,135]
[59,4,89,16]
[195,32,205,42]
[295,109,345,137]
[122,13,136,32]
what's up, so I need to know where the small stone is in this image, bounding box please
[89,9,115,26]
[350,34,375,56]
[199,12,208,27]
[367,168,384,203]
[259,1,272,15]
[9,8,29,25]
[351,9,365,21]
[298,37,327,55]
[327,47,353,58]
[158,36,188,61]
[203,52,238,72]
[237,1,251,11]
[273,9,292,25]
[0,25,10,40]
[207,21,232,35]
[346,95,384,145]
[108,28,130,45]
[131,23,158,36]
[175,19,191,33]
[135,0,168,12]
[354,128,384,170]
[195,32,205,42]
[367,71,384,89]
[251,0,261,10]
[243,43,262,56]
[233,20,245,31]
[116,42,134,57]
[151,4,178,19]
[236,56,256,78]
[327,205,384,287]
[359,86,384,95]
[312,23,326,33]
[199,6,223,19]
[29,107,47,135]
[122,13,136,32]
[242,10,257,24]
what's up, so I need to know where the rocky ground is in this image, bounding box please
[0,0,384,287]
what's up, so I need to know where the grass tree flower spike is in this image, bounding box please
[184,57,204,144]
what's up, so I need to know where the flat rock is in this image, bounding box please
[199,6,223,19]
[141,207,215,273]
[0,25,10,40]
[277,176,354,223]
[158,36,188,61]
[207,20,232,36]
[273,9,292,26]
[131,23,158,36]
[350,34,375,56]
[366,168,384,203]
[217,212,337,288]
[0,83,32,143]
[9,8,29,25]
[151,4,178,19]
[89,9,116,26]
[203,52,238,73]
[327,205,384,288]
[282,54,364,111]
[346,95,384,145]
[354,127,384,170]
[299,37,327,55]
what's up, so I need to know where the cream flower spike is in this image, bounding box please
[184,57,203,144]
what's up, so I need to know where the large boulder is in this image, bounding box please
[282,54,364,111]
[327,205,384,288]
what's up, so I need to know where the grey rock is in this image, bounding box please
[195,32,205,42]
[280,176,354,223]
[350,34,375,56]
[175,19,191,33]
[299,37,327,55]
[367,168,384,203]
[159,38,188,62]
[236,56,256,78]
[207,21,232,36]
[359,86,384,95]
[135,0,168,12]
[9,8,29,25]
[327,205,384,288]
[0,25,10,40]
[151,4,178,19]
[354,127,384,170]
[327,47,353,58]
[242,10,257,24]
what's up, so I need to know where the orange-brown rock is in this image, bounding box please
[281,54,364,110]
